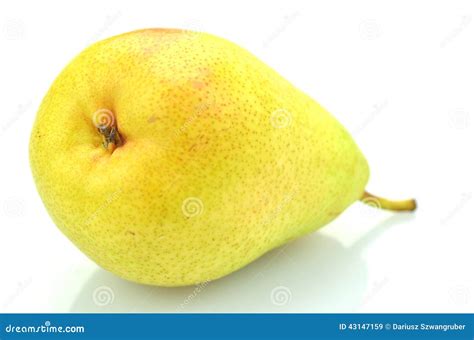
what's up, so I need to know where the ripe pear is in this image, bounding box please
[30,29,416,287]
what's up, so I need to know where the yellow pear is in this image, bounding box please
[29,29,416,286]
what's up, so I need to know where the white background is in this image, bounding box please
[0,0,473,313]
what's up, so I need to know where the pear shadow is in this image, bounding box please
[69,213,415,313]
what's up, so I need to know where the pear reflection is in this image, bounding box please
[70,214,414,312]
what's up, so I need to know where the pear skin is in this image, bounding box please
[29,29,415,286]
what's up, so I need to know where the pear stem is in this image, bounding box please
[97,125,123,152]
[360,191,417,212]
